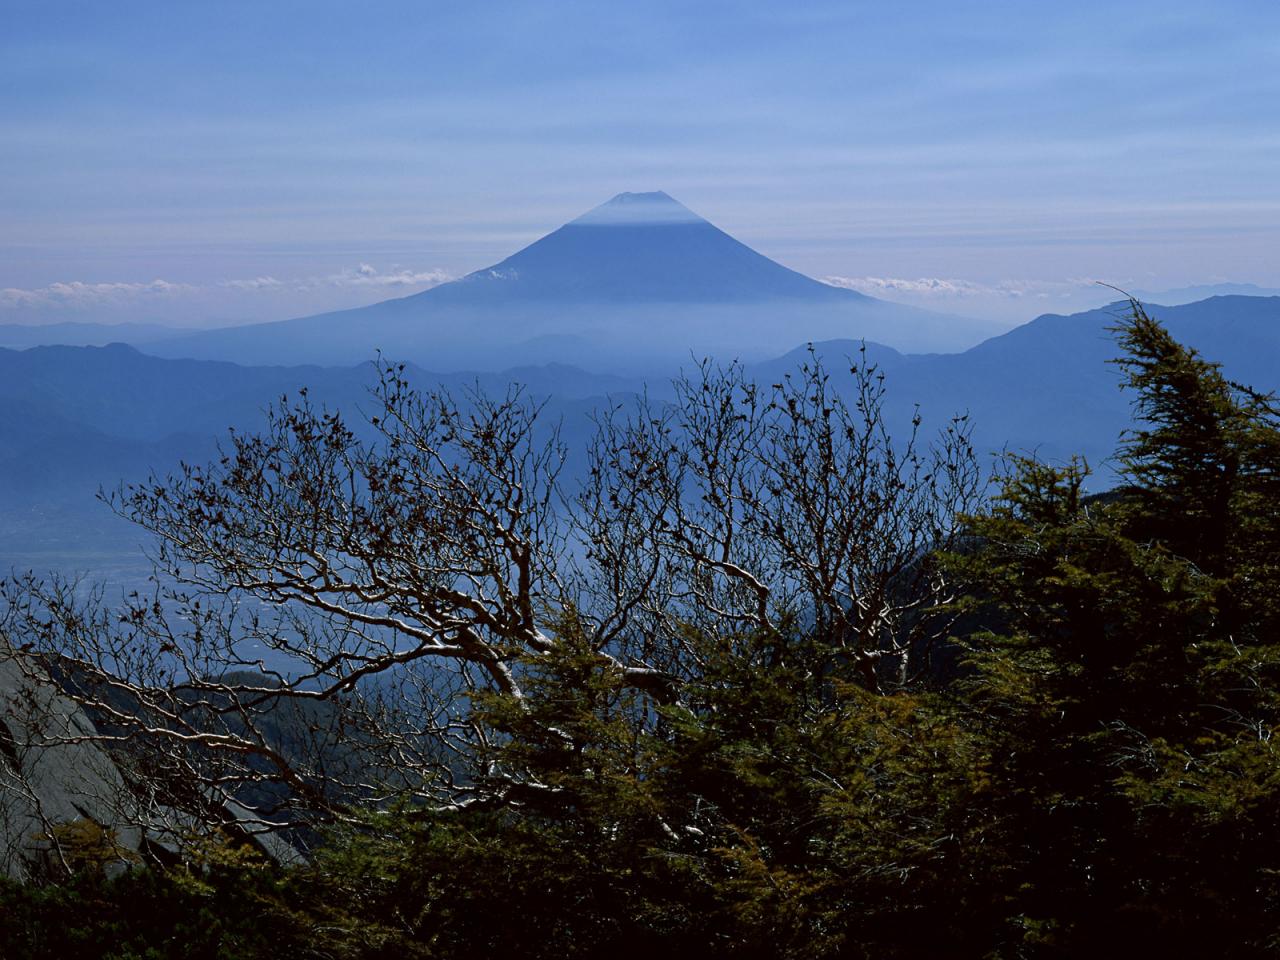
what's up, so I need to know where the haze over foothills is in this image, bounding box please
[4,0,1280,333]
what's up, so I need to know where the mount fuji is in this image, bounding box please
[147,192,989,371]
[429,191,863,305]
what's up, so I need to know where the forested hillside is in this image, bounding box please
[3,302,1280,957]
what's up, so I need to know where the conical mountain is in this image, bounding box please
[424,191,860,305]
[146,193,988,371]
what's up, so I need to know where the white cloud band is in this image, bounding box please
[822,275,1099,300]
[1,279,190,308]
[2,265,453,312]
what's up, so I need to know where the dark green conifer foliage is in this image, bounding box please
[949,301,1280,956]
[1114,301,1280,629]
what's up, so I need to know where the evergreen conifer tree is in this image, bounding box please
[950,300,1280,956]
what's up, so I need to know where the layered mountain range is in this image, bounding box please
[3,294,1279,561]
[2,192,1278,581]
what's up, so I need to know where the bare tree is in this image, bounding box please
[0,349,980,838]
[575,346,980,691]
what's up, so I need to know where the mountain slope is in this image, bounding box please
[760,295,1280,475]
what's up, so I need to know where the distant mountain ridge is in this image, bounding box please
[4,293,1278,565]
[759,294,1280,473]
[1136,282,1280,304]
[0,321,179,350]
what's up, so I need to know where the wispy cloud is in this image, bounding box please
[1,279,190,308]
[324,264,454,289]
[1,266,454,317]
[218,276,284,291]
[821,275,1099,301]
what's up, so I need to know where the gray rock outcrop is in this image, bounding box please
[0,640,299,880]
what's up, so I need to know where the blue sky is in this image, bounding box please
[2,0,1278,326]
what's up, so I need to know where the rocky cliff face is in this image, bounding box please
[0,641,297,880]
[0,641,144,879]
